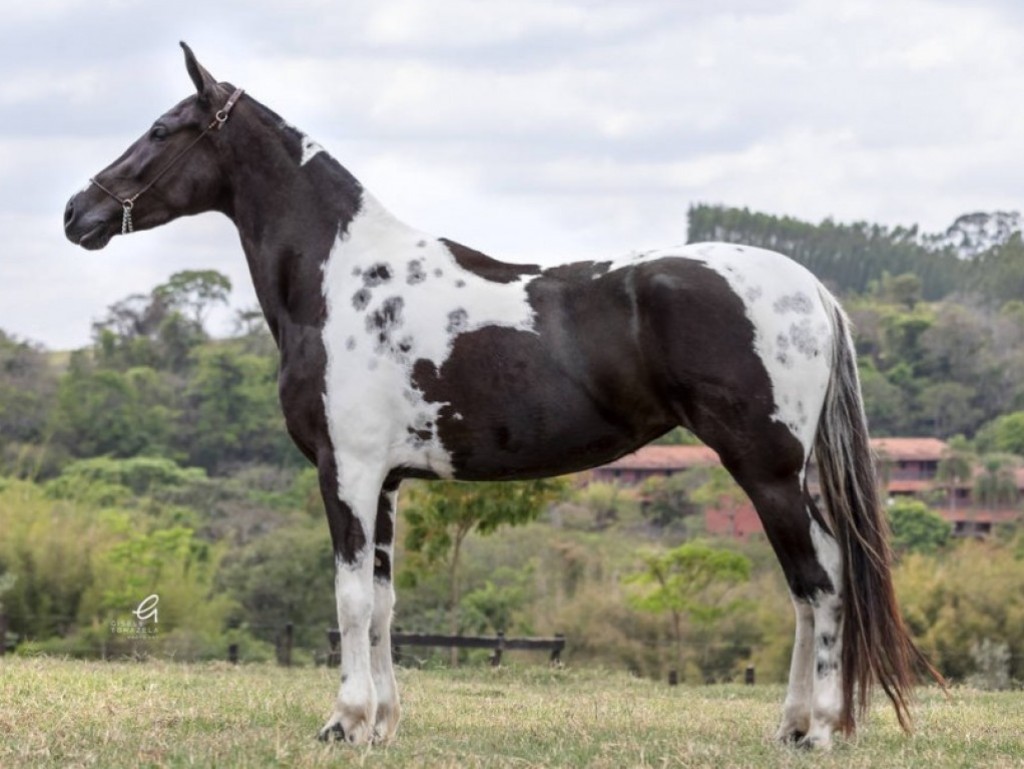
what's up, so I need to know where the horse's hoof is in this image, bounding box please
[776,729,806,744]
[795,733,832,751]
[317,722,346,742]
[318,711,376,746]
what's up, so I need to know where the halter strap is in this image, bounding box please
[90,87,245,234]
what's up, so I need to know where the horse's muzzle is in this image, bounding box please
[63,190,116,250]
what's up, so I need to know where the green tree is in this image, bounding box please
[45,456,207,505]
[91,270,232,373]
[973,454,1020,512]
[640,473,700,529]
[896,541,1024,681]
[0,331,55,444]
[858,361,910,435]
[975,412,1024,457]
[887,498,950,555]
[217,521,335,649]
[877,271,923,309]
[459,567,533,636]
[52,354,176,459]
[574,481,629,529]
[652,427,701,446]
[0,480,115,640]
[0,330,58,477]
[916,382,980,438]
[687,204,963,298]
[625,541,751,676]
[153,270,232,329]
[181,345,290,472]
[400,478,567,661]
[935,436,975,514]
[969,233,1024,305]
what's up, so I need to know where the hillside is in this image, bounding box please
[687,205,1024,300]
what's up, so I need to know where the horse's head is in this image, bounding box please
[64,43,242,250]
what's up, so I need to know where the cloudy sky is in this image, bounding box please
[3,0,1023,349]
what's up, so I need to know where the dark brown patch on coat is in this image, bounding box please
[440,238,542,284]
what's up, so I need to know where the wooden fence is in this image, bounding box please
[325,629,566,668]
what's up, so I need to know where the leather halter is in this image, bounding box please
[90,87,244,234]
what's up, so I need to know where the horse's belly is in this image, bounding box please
[409,321,673,481]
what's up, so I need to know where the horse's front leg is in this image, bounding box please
[370,482,401,742]
[316,455,384,746]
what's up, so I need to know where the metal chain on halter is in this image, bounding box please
[90,87,245,235]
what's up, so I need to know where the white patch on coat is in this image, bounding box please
[300,135,325,165]
[320,193,537,483]
[809,518,841,584]
[682,243,833,462]
[280,120,325,165]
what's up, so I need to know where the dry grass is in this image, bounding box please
[1,657,1022,768]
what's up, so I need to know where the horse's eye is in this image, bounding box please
[150,125,169,142]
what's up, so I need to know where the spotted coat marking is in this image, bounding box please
[321,192,537,496]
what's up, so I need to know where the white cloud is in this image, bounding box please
[3,0,1024,348]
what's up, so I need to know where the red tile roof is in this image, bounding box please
[871,437,947,462]
[599,437,951,474]
[599,444,720,471]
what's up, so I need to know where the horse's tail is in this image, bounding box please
[814,290,944,734]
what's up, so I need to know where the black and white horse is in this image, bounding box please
[64,45,939,749]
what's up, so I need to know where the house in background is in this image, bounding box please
[591,437,1023,539]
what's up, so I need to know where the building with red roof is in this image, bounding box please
[591,437,1022,539]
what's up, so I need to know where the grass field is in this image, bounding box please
[0,658,1021,768]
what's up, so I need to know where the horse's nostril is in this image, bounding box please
[64,199,75,228]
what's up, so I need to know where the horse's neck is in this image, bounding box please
[223,106,535,342]
[223,111,376,337]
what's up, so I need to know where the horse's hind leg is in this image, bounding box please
[745,477,844,748]
[699,427,843,747]
[769,489,844,748]
[778,596,814,741]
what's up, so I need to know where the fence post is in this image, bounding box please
[550,632,565,665]
[326,628,341,667]
[228,643,239,665]
[491,631,505,667]
[745,665,755,685]
[281,622,293,667]
[668,670,679,686]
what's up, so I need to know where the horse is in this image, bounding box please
[64,43,940,749]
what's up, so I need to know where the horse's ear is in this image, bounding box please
[180,42,217,106]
